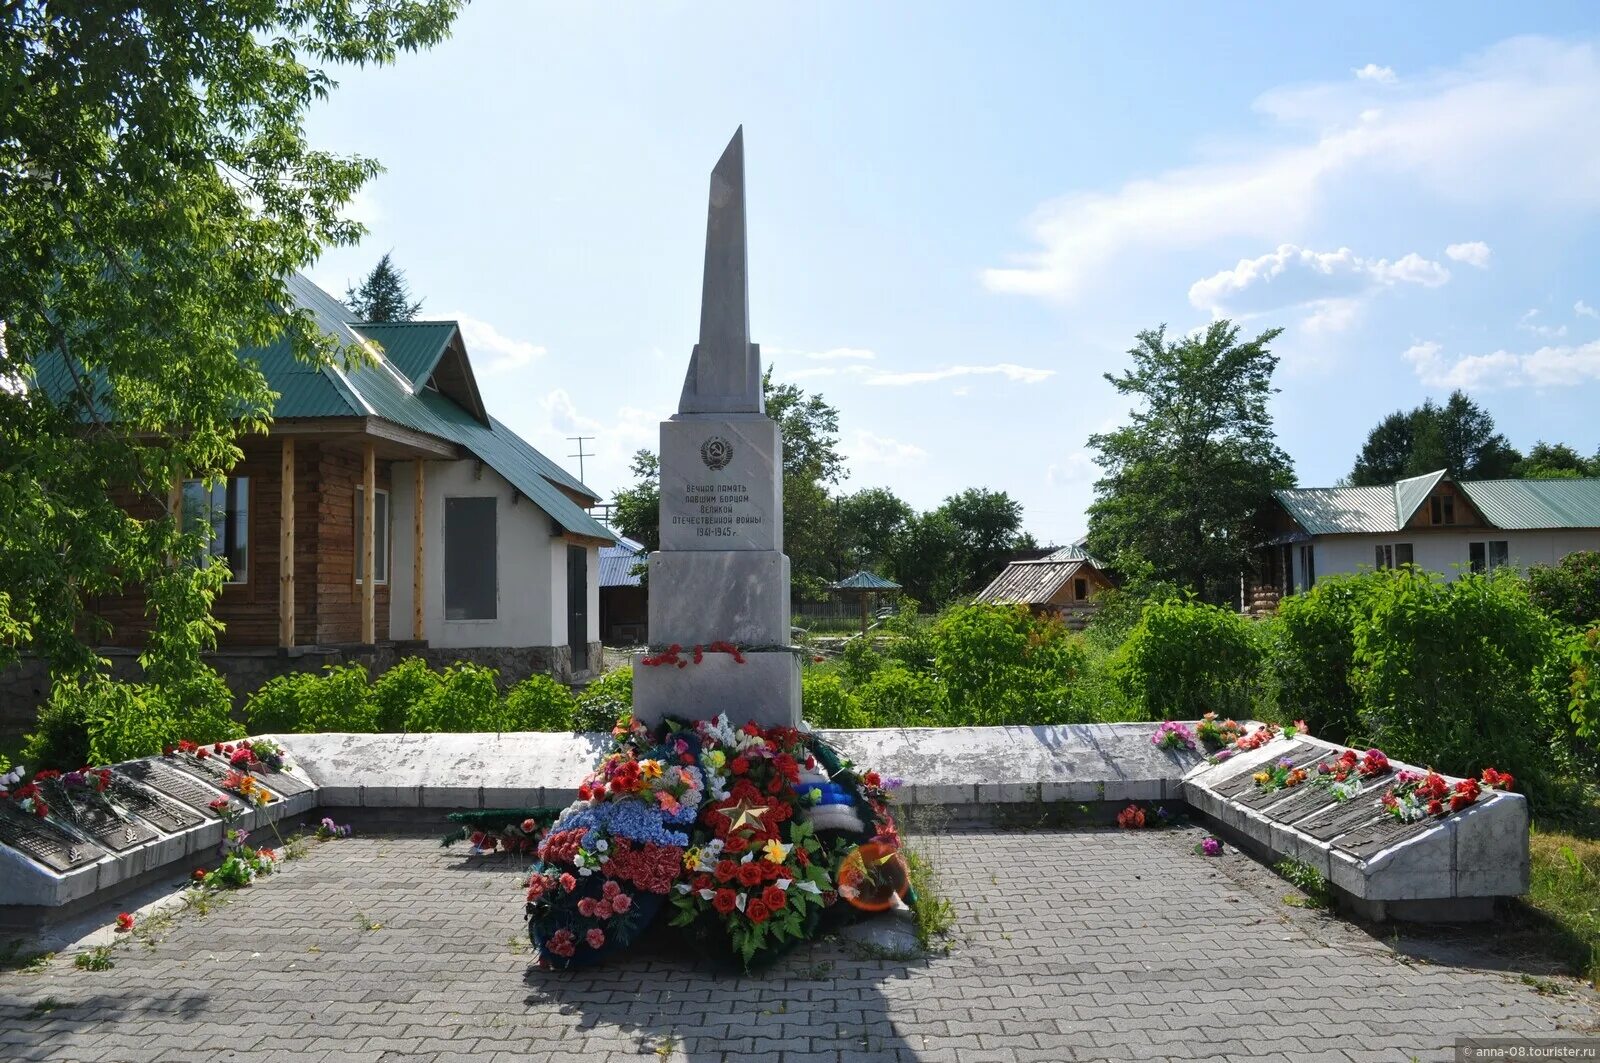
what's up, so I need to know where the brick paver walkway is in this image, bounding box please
[2,827,1595,1062]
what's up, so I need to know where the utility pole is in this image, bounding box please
[567,436,595,484]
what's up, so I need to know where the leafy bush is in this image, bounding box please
[245,663,375,733]
[1350,568,1563,800]
[504,674,577,731]
[801,671,869,729]
[1271,574,1377,743]
[1570,626,1600,741]
[927,603,1085,725]
[372,657,441,732]
[574,668,632,733]
[1528,551,1600,628]
[1115,598,1266,720]
[855,666,949,727]
[28,669,243,769]
[244,672,318,734]
[838,636,884,687]
[408,662,502,732]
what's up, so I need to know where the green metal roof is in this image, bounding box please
[829,570,901,591]
[351,321,459,385]
[1277,472,1600,534]
[1459,479,1600,530]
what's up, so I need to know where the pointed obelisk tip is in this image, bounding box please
[681,125,760,415]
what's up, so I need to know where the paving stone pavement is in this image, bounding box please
[1,826,1595,1063]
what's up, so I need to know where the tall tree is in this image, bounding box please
[938,488,1033,592]
[346,252,424,322]
[612,450,661,552]
[885,510,965,607]
[0,0,459,679]
[1086,321,1295,603]
[1513,441,1597,480]
[1349,390,1521,484]
[832,487,914,575]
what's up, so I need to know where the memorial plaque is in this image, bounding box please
[253,766,312,798]
[163,754,281,803]
[116,760,244,817]
[1276,766,1394,825]
[1210,742,1323,800]
[1262,771,1342,823]
[1297,792,1389,841]
[105,774,206,834]
[38,781,158,853]
[1334,814,1439,860]
[0,801,105,872]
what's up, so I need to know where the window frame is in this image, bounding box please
[182,476,250,585]
[1376,542,1414,570]
[443,495,498,622]
[354,485,391,587]
[1471,539,1510,573]
[1073,577,1088,601]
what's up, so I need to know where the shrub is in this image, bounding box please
[1528,551,1600,627]
[575,668,633,733]
[408,662,502,732]
[927,603,1084,725]
[1350,568,1563,800]
[1570,626,1600,741]
[855,666,949,727]
[1115,598,1266,720]
[1271,574,1377,743]
[79,681,181,764]
[801,671,869,729]
[245,672,319,735]
[244,664,374,733]
[27,670,243,768]
[504,674,577,731]
[838,636,884,687]
[372,657,442,732]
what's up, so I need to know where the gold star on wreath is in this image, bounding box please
[723,797,771,834]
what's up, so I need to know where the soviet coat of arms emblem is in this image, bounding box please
[699,435,733,471]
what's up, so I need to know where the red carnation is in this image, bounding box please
[863,771,882,788]
[586,928,606,949]
[746,898,770,924]
[611,893,632,914]
[712,889,738,914]
[1426,800,1444,816]
[762,885,787,911]
[693,874,714,892]
[559,872,577,892]
[730,756,750,776]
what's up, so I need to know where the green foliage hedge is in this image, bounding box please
[25,673,244,769]
[1114,598,1266,720]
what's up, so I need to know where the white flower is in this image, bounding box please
[796,880,822,895]
[675,883,691,894]
[578,866,593,876]
[776,879,792,891]
[734,893,746,912]
[698,888,716,901]
[596,839,609,852]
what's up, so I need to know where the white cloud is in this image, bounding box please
[1445,241,1492,268]
[1403,337,1600,388]
[1301,297,1365,334]
[985,38,1600,301]
[1518,308,1568,339]
[780,363,872,382]
[1046,450,1098,485]
[452,314,547,373]
[1354,63,1398,83]
[1187,243,1449,322]
[846,430,927,468]
[1577,299,1599,319]
[863,363,1056,387]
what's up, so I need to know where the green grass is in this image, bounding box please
[1523,812,1600,985]
[905,846,955,953]
[1272,857,1334,910]
[73,945,115,972]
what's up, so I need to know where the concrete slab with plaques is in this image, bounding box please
[1,723,1531,925]
[1181,732,1530,921]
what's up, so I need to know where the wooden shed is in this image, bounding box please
[974,544,1114,627]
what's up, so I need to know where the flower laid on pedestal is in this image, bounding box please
[525,713,910,970]
[1380,767,1513,823]
[1151,721,1197,752]
[1194,714,1244,750]
[1310,748,1391,801]
[1252,758,1309,794]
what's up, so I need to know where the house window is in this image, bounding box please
[182,477,248,584]
[1073,578,1088,601]
[354,487,390,585]
[1430,495,1456,526]
[1298,544,1316,590]
[1469,540,1510,573]
[444,496,497,620]
[1375,543,1414,570]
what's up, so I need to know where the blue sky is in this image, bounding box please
[305,2,1600,545]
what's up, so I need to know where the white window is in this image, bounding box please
[183,477,249,584]
[354,487,390,585]
[1375,543,1414,570]
[1469,540,1510,573]
[445,496,497,620]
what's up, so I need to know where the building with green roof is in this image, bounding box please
[1251,470,1600,609]
[75,273,614,683]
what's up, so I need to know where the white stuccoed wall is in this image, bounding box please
[1311,528,1599,582]
[390,460,598,649]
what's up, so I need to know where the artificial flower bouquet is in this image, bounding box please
[1194,713,1244,750]
[525,714,909,971]
[1380,767,1513,823]
[1311,748,1390,801]
[1251,757,1309,794]
[1150,721,1197,752]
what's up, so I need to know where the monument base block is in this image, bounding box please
[631,650,801,729]
[647,550,791,647]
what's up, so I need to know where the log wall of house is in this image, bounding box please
[86,436,390,649]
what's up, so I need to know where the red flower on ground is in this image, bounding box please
[115,912,134,932]
[586,928,606,949]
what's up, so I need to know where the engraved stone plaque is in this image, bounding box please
[0,802,105,872]
[116,760,244,817]
[163,754,281,803]
[1211,742,1321,800]
[253,767,311,798]
[1297,792,1389,841]
[105,775,206,834]
[38,781,158,853]
[1333,814,1438,860]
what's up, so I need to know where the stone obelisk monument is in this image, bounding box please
[632,128,801,728]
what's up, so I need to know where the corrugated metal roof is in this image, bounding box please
[975,560,1082,605]
[1394,470,1446,526]
[1274,484,1405,534]
[600,539,645,587]
[1460,479,1600,529]
[1043,543,1101,565]
[351,321,459,385]
[828,570,901,591]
